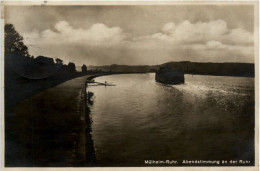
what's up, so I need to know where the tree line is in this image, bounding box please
[5,24,88,77]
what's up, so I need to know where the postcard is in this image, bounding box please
[1,1,259,171]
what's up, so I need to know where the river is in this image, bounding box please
[87,73,254,166]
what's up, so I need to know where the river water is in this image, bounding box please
[87,73,254,166]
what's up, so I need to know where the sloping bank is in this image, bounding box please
[5,75,100,167]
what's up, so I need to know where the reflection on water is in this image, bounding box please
[84,90,96,165]
[87,73,254,166]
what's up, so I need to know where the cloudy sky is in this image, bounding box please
[5,5,255,66]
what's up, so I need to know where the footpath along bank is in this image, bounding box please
[5,75,97,166]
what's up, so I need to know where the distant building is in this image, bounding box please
[55,58,63,65]
[35,56,55,66]
[68,62,76,72]
[55,58,63,70]
[82,64,87,73]
[149,69,157,73]
[62,64,68,71]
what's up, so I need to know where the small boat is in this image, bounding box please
[104,81,115,86]
[104,82,116,86]
[155,66,184,85]
[88,81,116,86]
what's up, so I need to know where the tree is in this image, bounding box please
[68,62,76,72]
[5,24,30,57]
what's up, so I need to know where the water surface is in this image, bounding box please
[87,73,254,166]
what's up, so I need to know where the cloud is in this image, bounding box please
[181,40,226,50]
[137,19,253,45]
[22,20,254,65]
[162,22,176,34]
[24,21,128,47]
[224,28,253,44]
[206,40,224,48]
[188,40,252,53]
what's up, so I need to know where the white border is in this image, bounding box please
[1,1,259,171]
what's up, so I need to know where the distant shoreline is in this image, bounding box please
[87,72,255,78]
[5,71,254,109]
[88,61,254,78]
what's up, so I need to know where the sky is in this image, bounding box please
[5,5,255,66]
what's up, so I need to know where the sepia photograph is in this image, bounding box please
[1,1,259,169]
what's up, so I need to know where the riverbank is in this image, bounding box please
[5,75,97,166]
[4,69,93,108]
